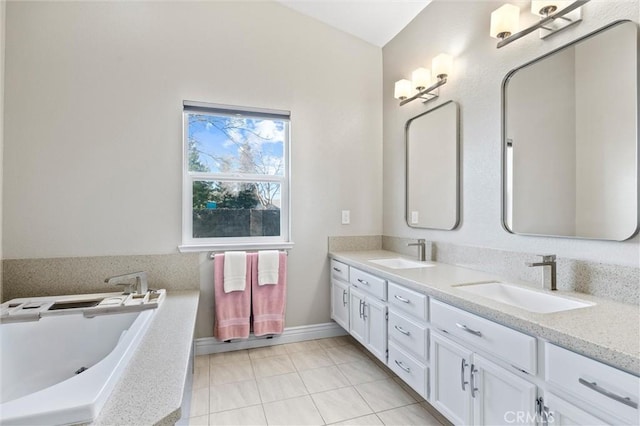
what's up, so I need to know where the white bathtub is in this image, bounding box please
[0,297,158,425]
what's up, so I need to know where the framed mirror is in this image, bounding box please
[502,20,638,241]
[406,100,460,230]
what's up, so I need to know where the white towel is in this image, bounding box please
[258,250,280,286]
[223,251,247,293]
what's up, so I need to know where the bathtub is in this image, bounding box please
[0,295,158,425]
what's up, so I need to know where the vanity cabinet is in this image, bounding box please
[331,279,349,331]
[543,392,609,425]
[544,343,640,425]
[330,260,350,331]
[430,331,537,426]
[349,286,388,363]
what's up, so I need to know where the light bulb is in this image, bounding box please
[394,79,412,100]
[411,68,432,90]
[432,54,453,80]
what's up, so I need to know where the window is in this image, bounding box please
[181,101,291,251]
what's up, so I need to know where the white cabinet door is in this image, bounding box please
[544,392,611,426]
[472,355,537,426]
[430,331,473,425]
[331,279,349,331]
[365,297,387,363]
[349,287,367,345]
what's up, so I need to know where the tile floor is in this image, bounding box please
[189,336,445,425]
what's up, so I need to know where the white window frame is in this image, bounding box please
[179,101,292,252]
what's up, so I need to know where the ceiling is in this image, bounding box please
[276,0,432,47]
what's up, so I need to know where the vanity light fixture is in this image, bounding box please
[394,53,453,106]
[490,0,589,48]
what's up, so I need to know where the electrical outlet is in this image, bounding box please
[341,210,350,225]
[411,211,419,224]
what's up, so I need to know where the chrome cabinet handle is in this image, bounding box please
[460,359,469,391]
[342,290,347,306]
[362,302,367,319]
[470,364,479,397]
[579,378,638,409]
[395,360,411,373]
[394,294,410,303]
[394,325,411,336]
[359,300,364,318]
[456,323,482,337]
[357,278,369,286]
[333,267,342,272]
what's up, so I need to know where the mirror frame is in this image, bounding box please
[405,100,461,230]
[501,20,639,241]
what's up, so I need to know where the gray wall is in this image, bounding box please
[383,0,639,266]
[2,1,383,337]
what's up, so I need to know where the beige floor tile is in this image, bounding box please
[326,345,369,364]
[210,349,250,365]
[194,355,210,370]
[190,387,210,418]
[257,372,308,403]
[355,378,416,412]
[392,377,426,402]
[420,401,449,426]
[316,336,354,350]
[209,379,261,413]
[329,413,384,425]
[311,386,373,424]
[290,349,335,371]
[284,340,322,354]
[299,365,351,393]
[210,360,255,385]
[248,345,288,360]
[337,360,390,385]
[377,403,442,426]
[188,414,209,425]
[192,366,210,390]
[252,354,296,378]
[209,405,267,426]
[263,395,324,425]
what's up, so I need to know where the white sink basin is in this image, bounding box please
[368,258,435,269]
[456,282,594,314]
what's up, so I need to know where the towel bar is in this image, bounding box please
[209,250,289,260]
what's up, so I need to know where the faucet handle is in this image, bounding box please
[539,254,556,262]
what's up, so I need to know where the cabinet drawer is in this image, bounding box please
[430,299,536,374]
[331,260,349,282]
[388,310,428,361]
[388,282,428,321]
[350,268,386,301]
[546,344,639,424]
[388,341,427,399]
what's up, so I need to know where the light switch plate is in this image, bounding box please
[341,210,350,225]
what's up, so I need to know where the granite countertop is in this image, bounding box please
[92,290,199,426]
[331,250,640,376]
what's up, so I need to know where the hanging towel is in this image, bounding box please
[258,250,280,285]
[213,253,251,341]
[251,252,287,336]
[224,251,247,293]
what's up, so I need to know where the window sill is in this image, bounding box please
[178,242,295,253]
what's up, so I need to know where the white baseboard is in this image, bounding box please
[195,322,348,355]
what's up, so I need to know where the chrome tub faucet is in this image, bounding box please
[526,255,557,291]
[407,239,427,262]
[105,271,148,295]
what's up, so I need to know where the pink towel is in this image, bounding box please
[213,253,252,341]
[251,252,287,336]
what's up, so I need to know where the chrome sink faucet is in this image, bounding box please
[407,239,427,262]
[105,271,148,295]
[526,255,556,291]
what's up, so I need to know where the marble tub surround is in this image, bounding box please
[382,236,639,305]
[2,253,200,301]
[92,290,199,425]
[330,250,640,375]
[328,235,382,253]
